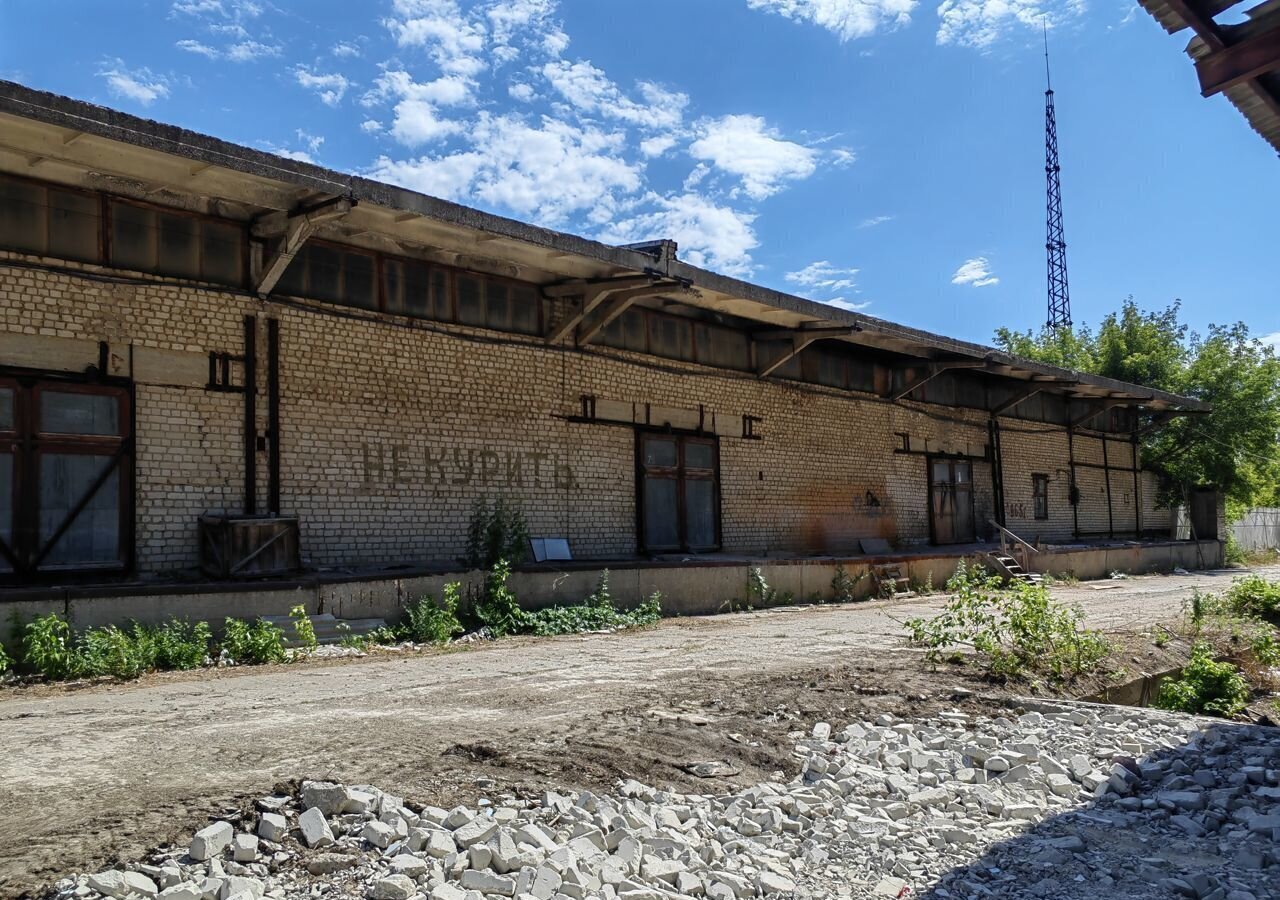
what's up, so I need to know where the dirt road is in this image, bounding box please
[1,566,1271,897]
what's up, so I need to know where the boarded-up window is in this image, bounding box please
[0,175,101,263]
[0,379,131,579]
[638,432,719,553]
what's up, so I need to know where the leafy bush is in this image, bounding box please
[400,583,464,644]
[23,613,80,680]
[78,625,150,680]
[1155,642,1250,718]
[831,565,864,603]
[473,560,526,637]
[524,586,664,637]
[221,618,287,665]
[745,567,793,609]
[904,560,1110,682]
[1225,534,1247,566]
[465,498,531,569]
[1223,575,1280,621]
[147,619,212,670]
[0,640,12,674]
[290,605,318,652]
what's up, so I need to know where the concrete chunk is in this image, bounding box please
[190,822,234,862]
[298,807,334,848]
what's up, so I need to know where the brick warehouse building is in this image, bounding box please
[0,82,1219,613]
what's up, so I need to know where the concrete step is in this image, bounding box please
[261,614,390,647]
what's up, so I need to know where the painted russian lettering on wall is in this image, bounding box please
[359,443,579,493]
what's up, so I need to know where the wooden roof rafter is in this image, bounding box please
[1139,0,1280,149]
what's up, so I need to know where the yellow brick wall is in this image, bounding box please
[0,251,1173,574]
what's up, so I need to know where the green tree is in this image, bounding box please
[994,299,1280,510]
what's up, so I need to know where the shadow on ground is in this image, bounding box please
[917,718,1280,900]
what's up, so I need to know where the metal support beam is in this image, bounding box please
[544,275,660,343]
[576,286,664,345]
[1196,25,1280,96]
[755,326,859,378]
[991,384,1043,416]
[889,360,988,402]
[254,197,354,298]
[1069,397,1130,429]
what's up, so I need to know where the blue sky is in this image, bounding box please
[2,0,1277,350]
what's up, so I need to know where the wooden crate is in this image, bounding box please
[199,514,300,579]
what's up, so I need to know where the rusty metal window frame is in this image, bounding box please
[0,172,104,264]
[636,430,721,554]
[104,196,249,288]
[0,374,134,581]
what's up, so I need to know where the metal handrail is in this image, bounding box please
[988,520,1039,572]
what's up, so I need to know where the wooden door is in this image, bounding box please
[930,459,975,545]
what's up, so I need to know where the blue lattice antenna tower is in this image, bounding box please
[1044,25,1071,331]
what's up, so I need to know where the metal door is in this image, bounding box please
[930,458,975,545]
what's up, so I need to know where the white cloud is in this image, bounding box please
[951,256,999,287]
[936,0,1082,50]
[786,260,860,293]
[98,60,170,106]
[294,67,351,106]
[363,70,472,146]
[176,36,277,61]
[640,134,678,157]
[508,82,536,102]
[385,0,487,78]
[391,99,463,145]
[225,40,281,62]
[1260,331,1280,354]
[541,60,688,131]
[171,0,227,14]
[599,193,760,277]
[296,130,325,155]
[370,113,642,226]
[361,119,383,134]
[859,214,893,228]
[823,298,873,311]
[689,115,819,201]
[332,41,363,58]
[176,39,220,58]
[487,0,558,60]
[747,0,918,40]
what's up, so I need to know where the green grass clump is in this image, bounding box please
[220,617,287,665]
[400,583,464,644]
[1155,642,1251,718]
[290,605,318,652]
[904,560,1109,682]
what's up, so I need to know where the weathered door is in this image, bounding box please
[930,459,975,545]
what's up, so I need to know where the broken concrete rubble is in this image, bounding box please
[50,701,1280,900]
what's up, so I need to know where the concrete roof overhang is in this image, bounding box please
[0,80,1207,414]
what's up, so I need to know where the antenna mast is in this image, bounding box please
[1044,23,1071,331]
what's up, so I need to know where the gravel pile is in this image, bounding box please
[53,701,1280,900]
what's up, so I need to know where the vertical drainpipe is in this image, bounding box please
[1102,433,1114,539]
[1131,426,1141,538]
[243,314,257,516]
[1067,425,1079,538]
[268,318,281,515]
[988,416,1005,529]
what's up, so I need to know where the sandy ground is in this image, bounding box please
[2,565,1275,898]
